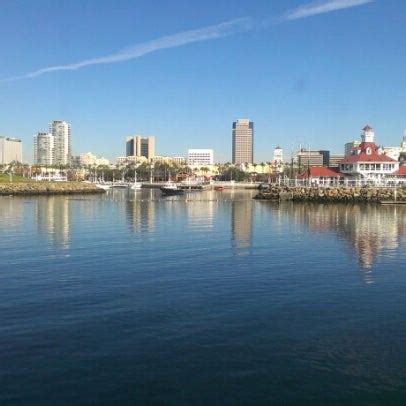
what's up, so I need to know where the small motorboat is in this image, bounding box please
[95,183,111,191]
[160,181,184,196]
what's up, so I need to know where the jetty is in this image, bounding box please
[0,182,105,196]
[254,186,406,203]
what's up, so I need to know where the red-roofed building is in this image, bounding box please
[392,165,406,177]
[339,125,399,183]
[299,166,343,185]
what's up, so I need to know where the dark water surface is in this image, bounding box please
[1,189,406,404]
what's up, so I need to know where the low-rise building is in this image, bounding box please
[0,136,22,164]
[151,155,186,165]
[116,155,148,167]
[339,125,399,182]
[329,154,344,168]
[188,149,214,166]
[299,166,343,186]
[79,152,110,167]
[295,149,330,168]
[384,146,402,161]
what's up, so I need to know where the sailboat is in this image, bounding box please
[95,172,111,190]
[131,170,142,190]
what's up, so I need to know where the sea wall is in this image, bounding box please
[254,186,406,203]
[0,182,105,196]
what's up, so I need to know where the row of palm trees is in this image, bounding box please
[2,160,296,182]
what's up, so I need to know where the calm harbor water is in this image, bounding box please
[1,189,406,404]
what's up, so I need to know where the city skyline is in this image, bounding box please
[1,0,406,162]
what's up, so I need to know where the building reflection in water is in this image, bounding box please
[35,196,71,249]
[0,197,25,230]
[280,203,406,282]
[185,190,215,230]
[231,191,253,256]
[125,189,156,234]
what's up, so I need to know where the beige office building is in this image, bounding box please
[126,135,155,160]
[0,136,23,164]
[296,149,330,168]
[232,119,254,164]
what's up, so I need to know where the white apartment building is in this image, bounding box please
[187,149,214,166]
[0,136,22,164]
[34,132,54,165]
[50,120,71,165]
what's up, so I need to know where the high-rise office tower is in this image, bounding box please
[0,136,23,164]
[232,119,254,164]
[50,120,71,165]
[126,135,155,160]
[33,132,54,165]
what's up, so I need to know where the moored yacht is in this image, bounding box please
[160,181,184,195]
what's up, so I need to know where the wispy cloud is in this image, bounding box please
[1,0,374,83]
[1,17,253,83]
[281,0,373,21]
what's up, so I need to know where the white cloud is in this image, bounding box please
[282,0,373,21]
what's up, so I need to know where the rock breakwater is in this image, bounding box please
[254,186,406,203]
[0,182,105,196]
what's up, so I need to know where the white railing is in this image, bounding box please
[267,178,406,188]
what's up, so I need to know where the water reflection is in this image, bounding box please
[231,198,253,256]
[125,189,156,233]
[276,203,406,279]
[2,191,404,276]
[35,196,71,249]
[0,197,25,230]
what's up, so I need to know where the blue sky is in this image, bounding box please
[1,0,405,163]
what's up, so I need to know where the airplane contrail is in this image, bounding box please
[1,17,253,83]
[281,0,374,21]
[1,0,374,83]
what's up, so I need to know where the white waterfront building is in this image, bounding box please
[0,136,23,164]
[187,149,214,166]
[273,146,283,163]
[339,125,399,183]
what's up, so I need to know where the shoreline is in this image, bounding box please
[0,182,105,196]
